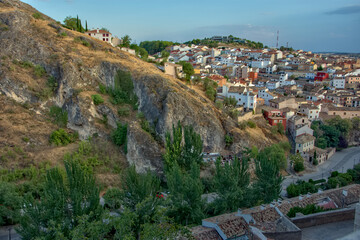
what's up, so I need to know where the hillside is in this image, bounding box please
[0,0,286,181]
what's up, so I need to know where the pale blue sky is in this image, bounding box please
[22,0,360,52]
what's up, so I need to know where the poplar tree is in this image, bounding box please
[254,154,283,204]
[17,160,102,239]
[164,122,203,171]
[211,157,250,214]
[166,162,204,225]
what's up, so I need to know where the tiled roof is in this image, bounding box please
[228,86,246,94]
[295,134,315,144]
[85,29,110,34]
[278,184,360,215]
[192,226,222,240]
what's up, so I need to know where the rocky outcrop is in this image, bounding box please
[0,0,284,173]
[126,123,164,174]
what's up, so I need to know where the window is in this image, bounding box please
[106,34,109,37]
[103,38,105,41]
[88,33,91,36]
[103,34,105,37]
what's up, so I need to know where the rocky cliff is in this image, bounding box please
[0,0,285,174]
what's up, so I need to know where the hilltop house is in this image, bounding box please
[164,62,184,79]
[85,28,112,45]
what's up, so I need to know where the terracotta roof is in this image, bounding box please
[191,226,222,240]
[278,184,360,215]
[85,29,110,34]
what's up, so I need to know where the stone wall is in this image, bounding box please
[291,208,355,229]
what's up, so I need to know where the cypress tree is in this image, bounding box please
[76,15,79,31]
[85,20,88,32]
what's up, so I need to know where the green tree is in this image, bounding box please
[313,151,318,165]
[161,50,170,58]
[257,143,287,170]
[63,16,84,32]
[0,182,22,226]
[121,165,160,211]
[254,153,283,203]
[179,61,195,80]
[17,159,103,239]
[291,154,305,172]
[166,162,204,225]
[223,96,237,108]
[211,157,249,214]
[164,122,183,170]
[164,122,203,171]
[121,35,132,48]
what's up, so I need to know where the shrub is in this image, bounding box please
[49,129,77,146]
[287,204,328,218]
[103,188,122,210]
[111,123,128,153]
[47,76,58,92]
[118,106,130,116]
[91,94,104,105]
[58,32,67,37]
[229,109,239,120]
[107,70,138,109]
[247,120,256,128]
[215,100,223,110]
[18,60,33,69]
[270,125,278,135]
[99,83,107,94]
[32,12,43,20]
[81,40,90,47]
[294,160,305,172]
[238,121,247,130]
[225,134,233,147]
[277,123,285,135]
[49,106,68,127]
[34,65,46,77]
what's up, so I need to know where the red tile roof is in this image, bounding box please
[85,29,110,34]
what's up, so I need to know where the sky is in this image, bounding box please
[22,0,360,52]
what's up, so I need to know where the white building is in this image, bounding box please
[266,65,277,74]
[266,81,280,90]
[331,77,346,89]
[85,28,112,45]
[219,85,257,110]
[258,88,278,105]
[251,60,271,68]
[299,104,321,121]
[306,73,316,80]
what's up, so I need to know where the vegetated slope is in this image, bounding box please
[0,0,286,175]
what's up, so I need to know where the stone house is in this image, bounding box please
[295,134,315,155]
[164,62,184,78]
[269,97,298,109]
[85,28,112,45]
